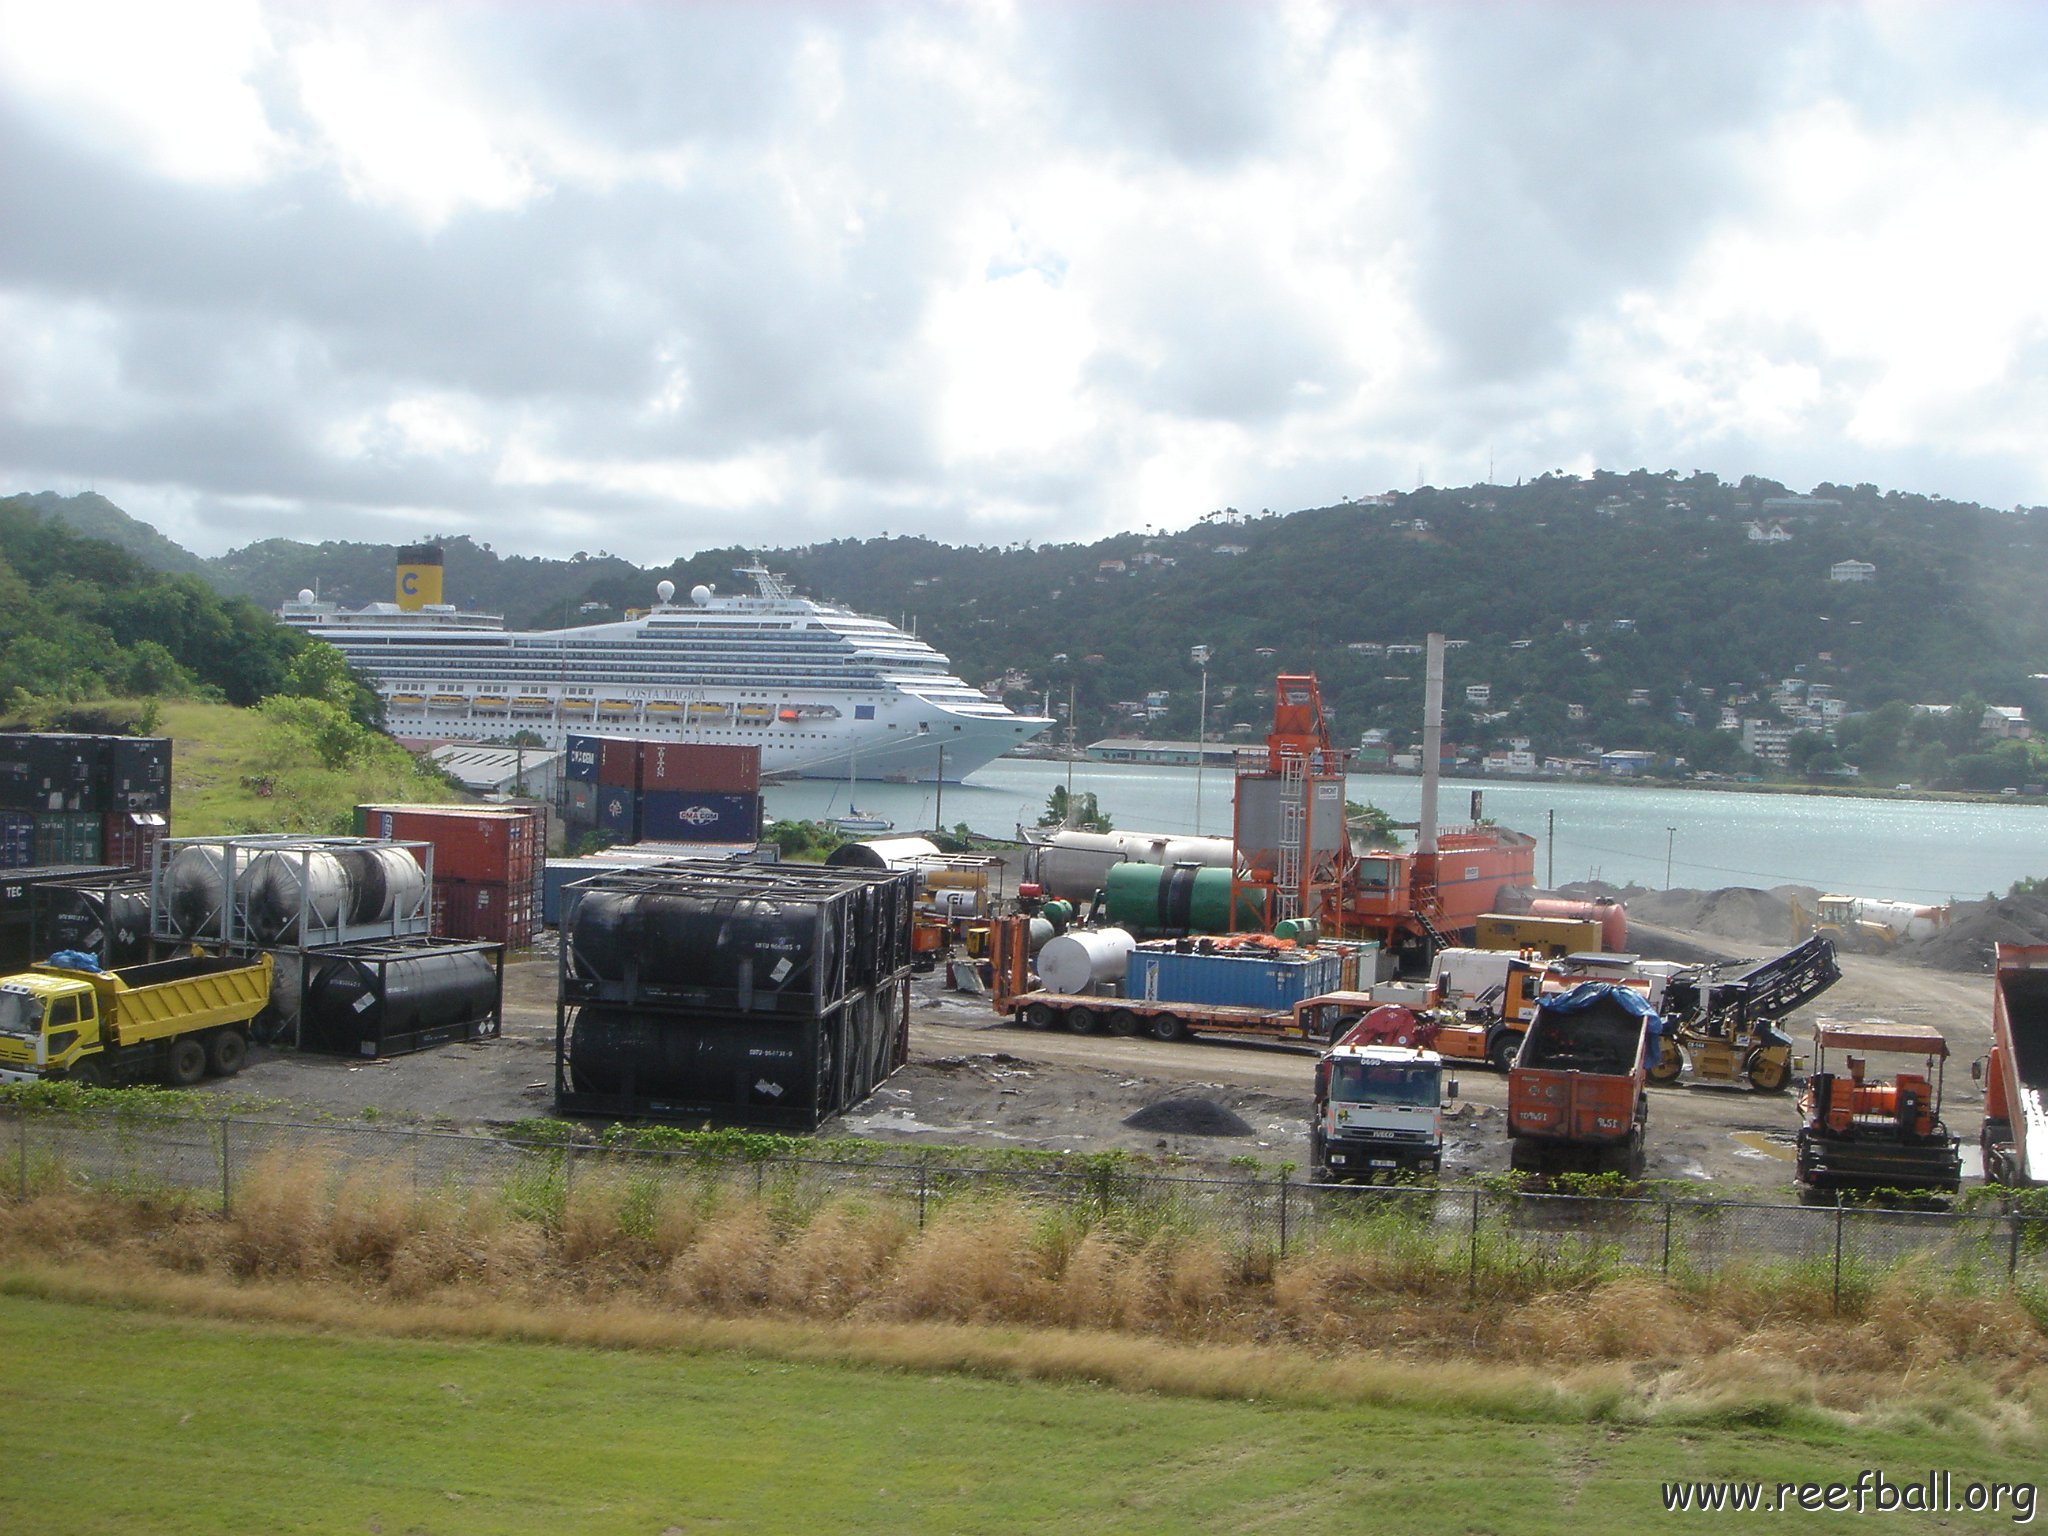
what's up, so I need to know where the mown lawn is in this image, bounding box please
[1,1293,2039,1534]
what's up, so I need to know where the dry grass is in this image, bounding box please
[4,1164,2046,1434]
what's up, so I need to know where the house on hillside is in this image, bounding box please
[1829,559,1876,582]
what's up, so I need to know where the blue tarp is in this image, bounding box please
[45,950,103,972]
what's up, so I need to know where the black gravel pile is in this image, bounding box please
[1122,1098,1255,1137]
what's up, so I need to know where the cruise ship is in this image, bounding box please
[280,558,1053,783]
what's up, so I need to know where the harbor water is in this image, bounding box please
[762,759,2047,902]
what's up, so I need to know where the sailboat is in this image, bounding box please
[834,740,893,835]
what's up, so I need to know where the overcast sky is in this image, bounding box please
[4,1,2045,565]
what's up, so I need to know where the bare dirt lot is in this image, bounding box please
[189,895,2005,1196]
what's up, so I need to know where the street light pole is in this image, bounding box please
[1191,645,1211,833]
[1665,825,1677,890]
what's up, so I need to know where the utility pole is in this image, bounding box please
[1665,826,1677,890]
[1547,808,1554,888]
[1191,644,1211,833]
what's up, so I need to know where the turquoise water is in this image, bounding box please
[762,760,2048,902]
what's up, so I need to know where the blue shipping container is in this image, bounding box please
[596,786,639,840]
[1127,945,1346,1013]
[565,734,601,783]
[638,791,760,844]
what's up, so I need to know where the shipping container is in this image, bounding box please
[1125,940,1348,1013]
[595,786,638,840]
[564,733,602,783]
[434,877,536,948]
[637,790,760,844]
[34,811,103,867]
[298,936,505,1058]
[102,810,167,872]
[106,737,171,812]
[596,737,640,788]
[355,804,541,888]
[0,810,33,870]
[639,741,761,794]
[562,781,597,828]
[0,734,104,813]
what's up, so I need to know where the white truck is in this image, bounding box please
[1309,1006,1458,1181]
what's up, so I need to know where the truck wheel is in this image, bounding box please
[1151,1013,1189,1043]
[1022,1003,1056,1029]
[1066,1007,1101,1035]
[208,1027,249,1077]
[1105,1008,1141,1037]
[1487,1031,1519,1072]
[166,1037,208,1087]
[68,1058,109,1089]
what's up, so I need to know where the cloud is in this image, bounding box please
[1,1,2044,565]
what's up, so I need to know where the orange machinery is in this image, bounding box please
[1795,1019,1961,1199]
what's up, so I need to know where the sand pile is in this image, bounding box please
[1909,894,2048,973]
[1614,885,1815,948]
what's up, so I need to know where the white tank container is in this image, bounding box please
[1038,927,1136,995]
[1025,830,1237,903]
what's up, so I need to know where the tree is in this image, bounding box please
[1038,786,1112,831]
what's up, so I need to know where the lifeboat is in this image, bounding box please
[560,698,596,715]
[511,696,551,713]
[598,699,638,715]
[645,700,682,715]
[428,693,467,710]
[473,696,508,711]
[736,703,773,722]
[389,693,426,708]
[687,701,729,721]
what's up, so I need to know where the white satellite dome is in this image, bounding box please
[656,579,676,603]
[297,588,316,604]
[690,583,714,606]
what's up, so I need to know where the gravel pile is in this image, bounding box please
[1910,895,2048,972]
[1122,1098,1256,1137]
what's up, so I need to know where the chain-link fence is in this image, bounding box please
[6,1107,2043,1307]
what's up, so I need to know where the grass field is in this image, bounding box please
[1,1280,2042,1535]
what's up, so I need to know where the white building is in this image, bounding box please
[1829,559,1876,583]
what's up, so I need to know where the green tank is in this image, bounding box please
[1104,862,1264,936]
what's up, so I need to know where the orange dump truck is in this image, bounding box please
[1505,981,1656,1177]
[1980,943,2048,1187]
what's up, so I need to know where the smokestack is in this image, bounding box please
[395,543,444,612]
[1419,633,1444,856]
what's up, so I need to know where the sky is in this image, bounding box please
[4,0,2047,566]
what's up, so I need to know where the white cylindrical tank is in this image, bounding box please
[1025,830,1237,904]
[242,847,349,945]
[1037,927,1136,995]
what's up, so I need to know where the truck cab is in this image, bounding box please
[1311,1044,1454,1181]
[0,975,102,1083]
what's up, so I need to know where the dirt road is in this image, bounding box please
[183,915,2002,1195]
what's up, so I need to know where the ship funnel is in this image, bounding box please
[1418,632,1444,856]
[395,543,444,611]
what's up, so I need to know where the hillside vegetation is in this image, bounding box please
[23,472,2048,790]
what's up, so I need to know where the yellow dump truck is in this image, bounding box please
[0,953,273,1087]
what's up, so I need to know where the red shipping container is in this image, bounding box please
[434,877,535,948]
[102,810,166,872]
[639,741,761,793]
[597,737,641,788]
[361,805,542,887]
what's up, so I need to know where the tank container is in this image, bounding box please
[31,876,153,968]
[1104,862,1263,936]
[301,939,504,1057]
[1036,928,1136,995]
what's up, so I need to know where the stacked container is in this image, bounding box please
[554,862,914,1130]
[355,804,544,949]
[0,733,171,871]
[30,872,154,968]
[0,864,129,969]
[559,734,763,847]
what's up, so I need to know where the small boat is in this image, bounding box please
[833,741,891,834]
[778,708,800,722]
[473,695,508,711]
[645,700,682,715]
[687,701,729,721]
[389,692,426,707]
[560,698,596,714]
[511,696,551,713]
[598,699,638,715]
[736,703,773,722]
[428,693,468,710]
